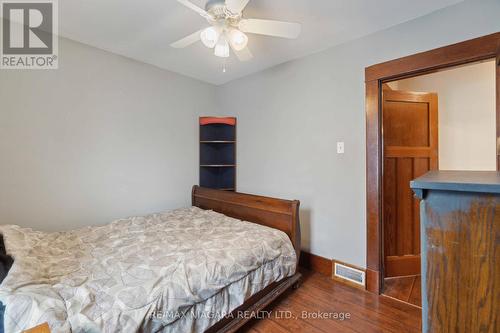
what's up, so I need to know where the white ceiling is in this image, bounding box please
[59,0,463,85]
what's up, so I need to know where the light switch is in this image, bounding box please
[337,142,345,154]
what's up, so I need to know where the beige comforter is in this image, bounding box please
[0,207,296,333]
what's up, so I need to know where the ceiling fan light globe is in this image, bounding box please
[200,26,219,48]
[228,29,248,51]
[214,35,230,58]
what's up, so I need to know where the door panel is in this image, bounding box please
[383,157,397,256]
[384,102,430,146]
[383,89,438,278]
[396,157,413,256]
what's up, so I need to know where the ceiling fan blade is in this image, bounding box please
[177,0,211,19]
[233,46,253,62]
[225,0,250,14]
[170,29,203,48]
[239,19,301,39]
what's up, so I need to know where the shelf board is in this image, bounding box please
[200,164,236,167]
[199,186,235,191]
[200,140,236,143]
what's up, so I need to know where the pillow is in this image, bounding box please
[0,234,13,283]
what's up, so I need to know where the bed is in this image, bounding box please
[0,186,301,333]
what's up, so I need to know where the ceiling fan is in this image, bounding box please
[171,0,301,61]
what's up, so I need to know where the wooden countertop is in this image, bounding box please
[410,170,500,194]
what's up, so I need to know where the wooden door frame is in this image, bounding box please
[365,32,500,294]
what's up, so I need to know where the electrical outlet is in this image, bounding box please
[337,142,345,154]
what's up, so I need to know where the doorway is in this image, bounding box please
[381,87,438,306]
[380,59,496,306]
[364,32,500,297]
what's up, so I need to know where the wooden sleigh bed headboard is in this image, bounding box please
[192,185,301,262]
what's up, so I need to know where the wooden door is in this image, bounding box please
[382,89,438,278]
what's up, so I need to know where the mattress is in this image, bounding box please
[0,207,296,333]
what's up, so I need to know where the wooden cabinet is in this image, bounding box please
[199,117,236,191]
[411,171,499,333]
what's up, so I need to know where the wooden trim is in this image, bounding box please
[298,252,369,290]
[366,79,382,293]
[299,251,332,276]
[365,32,500,82]
[299,253,369,291]
[429,93,439,170]
[384,255,421,277]
[331,259,366,290]
[200,117,236,126]
[380,294,422,310]
[192,185,301,263]
[366,268,380,294]
[384,146,434,158]
[384,89,436,102]
[365,32,500,294]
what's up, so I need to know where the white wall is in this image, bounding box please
[0,37,217,231]
[397,60,496,171]
[217,0,500,268]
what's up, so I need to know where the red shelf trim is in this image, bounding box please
[200,117,236,126]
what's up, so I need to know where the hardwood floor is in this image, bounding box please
[240,269,422,333]
[383,275,421,307]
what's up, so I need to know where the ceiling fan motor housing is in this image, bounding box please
[205,0,227,16]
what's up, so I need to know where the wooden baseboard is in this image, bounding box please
[300,252,367,290]
[366,268,380,293]
[299,251,332,276]
[385,255,420,277]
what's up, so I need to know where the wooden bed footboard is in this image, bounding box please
[191,185,301,263]
[192,186,302,333]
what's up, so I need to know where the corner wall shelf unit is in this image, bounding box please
[199,117,236,191]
